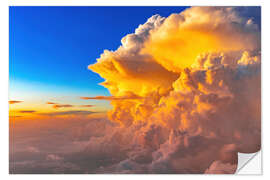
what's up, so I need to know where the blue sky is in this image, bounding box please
[9,6,188,103]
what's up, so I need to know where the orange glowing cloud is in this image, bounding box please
[142,7,260,72]
[88,7,260,129]
[85,7,260,173]
[52,104,73,109]
[46,102,57,105]
[18,110,37,113]
[80,95,143,101]
[79,105,95,108]
[9,100,23,104]
[46,101,94,109]
[38,110,96,116]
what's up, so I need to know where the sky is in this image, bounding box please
[9,6,261,174]
[9,6,188,114]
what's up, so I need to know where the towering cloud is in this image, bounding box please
[87,7,261,173]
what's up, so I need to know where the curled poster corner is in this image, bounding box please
[236,151,262,174]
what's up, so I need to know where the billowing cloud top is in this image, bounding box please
[86,7,260,174]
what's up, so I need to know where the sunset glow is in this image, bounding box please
[9,6,261,174]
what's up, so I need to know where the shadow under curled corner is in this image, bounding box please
[236,151,262,174]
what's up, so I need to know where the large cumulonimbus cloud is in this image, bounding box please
[86,7,261,174]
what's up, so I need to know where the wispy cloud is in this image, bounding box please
[9,100,23,104]
[18,110,36,113]
[46,102,57,105]
[9,115,23,118]
[79,105,94,108]
[52,104,73,109]
[39,110,96,116]
[80,95,142,101]
[46,101,94,109]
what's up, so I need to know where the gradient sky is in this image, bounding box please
[9,6,188,112]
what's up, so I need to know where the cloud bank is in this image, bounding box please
[86,7,261,174]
